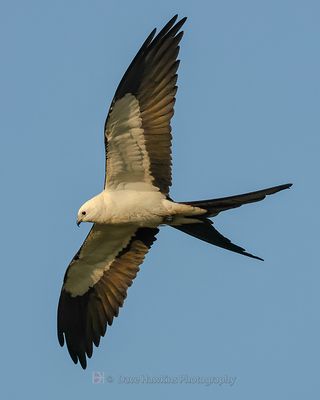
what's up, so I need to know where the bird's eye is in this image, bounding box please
[81,211,86,216]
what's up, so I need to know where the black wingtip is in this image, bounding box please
[70,352,87,370]
[145,28,157,45]
[149,27,157,37]
[160,14,179,35]
[165,15,187,33]
[172,16,187,33]
[79,357,87,370]
[170,14,187,23]
[58,332,64,347]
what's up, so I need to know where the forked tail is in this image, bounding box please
[180,183,292,218]
[172,183,292,260]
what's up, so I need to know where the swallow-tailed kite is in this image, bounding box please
[57,15,292,369]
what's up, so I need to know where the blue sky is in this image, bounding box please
[1,0,319,398]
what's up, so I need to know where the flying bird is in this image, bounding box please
[57,15,292,369]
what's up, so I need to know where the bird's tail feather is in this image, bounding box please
[180,183,292,218]
[172,183,292,260]
[172,220,263,261]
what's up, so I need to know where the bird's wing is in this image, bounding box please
[104,15,186,194]
[57,225,159,369]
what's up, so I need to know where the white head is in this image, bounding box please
[76,193,105,226]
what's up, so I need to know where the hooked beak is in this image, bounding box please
[76,218,81,227]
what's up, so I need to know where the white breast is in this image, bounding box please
[102,189,167,226]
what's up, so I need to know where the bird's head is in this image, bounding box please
[76,195,104,226]
[77,206,89,226]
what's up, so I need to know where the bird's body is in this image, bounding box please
[57,15,292,369]
[78,188,204,227]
